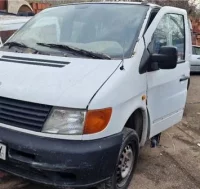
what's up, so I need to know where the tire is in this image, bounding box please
[97,128,139,189]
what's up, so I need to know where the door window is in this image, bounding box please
[152,14,185,62]
[193,46,200,55]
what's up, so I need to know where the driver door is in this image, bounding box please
[144,7,190,137]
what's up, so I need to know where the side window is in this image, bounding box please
[169,14,185,61]
[152,15,169,54]
[152,14,185,62]
[194,47,200,55]
[145,8,160,31]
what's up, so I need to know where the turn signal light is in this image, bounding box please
[83,108,112,134]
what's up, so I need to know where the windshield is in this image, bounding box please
[6,4,148,59]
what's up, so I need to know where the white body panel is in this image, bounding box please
[191,54,200,65]
[0,4,190,144]
[190,55,200,72]
[147,66,188,137]
[144,6,190,137]
[190,46,200,72]
[0,52,120,109]
[86,39,148,141]
[0,52,120,140]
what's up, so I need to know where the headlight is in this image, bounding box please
[42,108,85,135]
[42,107,112,135]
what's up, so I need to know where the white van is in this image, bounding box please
[0,14,31,46]
[190,45,200,72]
[0,2,191,189]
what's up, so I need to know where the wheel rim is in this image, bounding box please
[116,144,135,188]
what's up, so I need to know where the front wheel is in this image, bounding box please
[97,128,139,189]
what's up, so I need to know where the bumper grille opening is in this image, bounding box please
[0,97,52,131]
[59,172,76,182]
[9,148,36,162]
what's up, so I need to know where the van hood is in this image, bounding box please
[0,52,121,109]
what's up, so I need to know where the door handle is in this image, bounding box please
[180,76,190,82]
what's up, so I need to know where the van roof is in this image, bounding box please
[55,1,161,8]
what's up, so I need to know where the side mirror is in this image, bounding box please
[151,46,178,69]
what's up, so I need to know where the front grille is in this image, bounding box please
[0,97,52,131]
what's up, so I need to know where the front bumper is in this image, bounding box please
[0,127,122,188]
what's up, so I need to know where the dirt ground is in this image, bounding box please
[0,75,199,189]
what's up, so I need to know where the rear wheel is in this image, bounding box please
[97,128,139,189]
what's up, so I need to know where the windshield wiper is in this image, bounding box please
[4,41,28,48]
[4,41,45,55]
[37,43,111,60]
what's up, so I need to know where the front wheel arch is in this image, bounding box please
[124,108,147,143]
